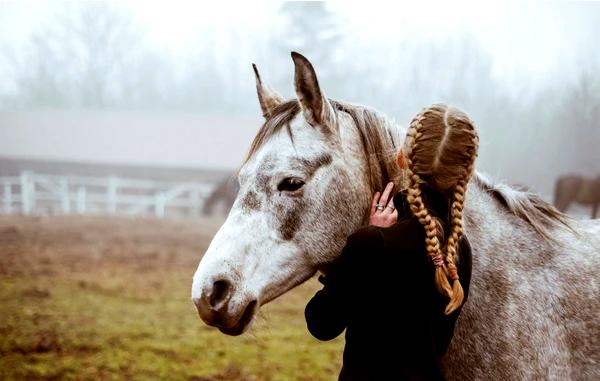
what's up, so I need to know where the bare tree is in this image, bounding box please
[556,66,600,173]
[5,3,162,110]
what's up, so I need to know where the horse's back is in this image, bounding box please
[444,185,600,380]
[551,218,600,379]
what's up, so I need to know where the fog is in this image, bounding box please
[1,1,599,196]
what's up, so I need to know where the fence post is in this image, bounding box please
[60,177,70,214]
[155,191,166,218]
[76,186,86,214]
[3,183,11,214]
[4,173,212,218]
[189,188,199,216]
[20,171,32,215]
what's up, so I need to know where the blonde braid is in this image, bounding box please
[442,178,466,314]
[402,105,479,315]
[404,116,453,299]
[442,135,478,314]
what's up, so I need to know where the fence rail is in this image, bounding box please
[0,171,216,218]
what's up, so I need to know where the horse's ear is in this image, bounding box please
[291,52,335,128]
[252,63,284,119]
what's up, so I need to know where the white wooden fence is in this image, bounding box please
[0,171,215,218]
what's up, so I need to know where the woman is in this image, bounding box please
[305,104,479,380]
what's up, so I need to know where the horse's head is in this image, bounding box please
[191,53,397,335]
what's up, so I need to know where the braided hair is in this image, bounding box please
[402,104,478,314]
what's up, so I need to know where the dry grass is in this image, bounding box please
[0,215,343,380]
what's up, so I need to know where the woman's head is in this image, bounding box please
[401,104,479,315]
[399,104,478,192]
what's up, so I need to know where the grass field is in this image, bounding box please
[0,215,343,380]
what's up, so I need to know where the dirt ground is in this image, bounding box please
[0,215,343,381]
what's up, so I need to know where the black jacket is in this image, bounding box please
[305,188,472,381]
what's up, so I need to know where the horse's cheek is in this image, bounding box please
[320,172,365,246]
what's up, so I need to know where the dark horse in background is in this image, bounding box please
[554,174,600,218]
[202,175,239,216]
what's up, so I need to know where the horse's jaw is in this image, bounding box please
[192,259,316,335]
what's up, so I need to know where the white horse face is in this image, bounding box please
[191,53,368,335]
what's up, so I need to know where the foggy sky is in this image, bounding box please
[0,1,599,196]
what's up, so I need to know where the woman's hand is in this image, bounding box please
[369,182,398,227]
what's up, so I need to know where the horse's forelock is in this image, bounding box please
[243,100,300,166]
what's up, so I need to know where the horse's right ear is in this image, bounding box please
[252,63,284,119]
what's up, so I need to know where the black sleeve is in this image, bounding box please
[304,226,383,341]
[457,235,472,304]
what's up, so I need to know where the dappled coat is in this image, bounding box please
[305,189,472,381]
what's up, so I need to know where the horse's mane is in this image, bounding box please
[473,172,573,240]
[331,100,403,191]
[243,98,571,241]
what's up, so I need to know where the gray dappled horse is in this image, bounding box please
[554,174,600,219]
[192,53,600,379]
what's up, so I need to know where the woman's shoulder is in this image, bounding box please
[331,226,385,273]
[346,225,384,247]
[379,217,425,254]
[344,219,425,261]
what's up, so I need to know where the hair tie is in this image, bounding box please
[432,254,445,267]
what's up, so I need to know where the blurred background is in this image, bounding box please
[0,1,599,380]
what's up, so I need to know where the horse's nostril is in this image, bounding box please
[209,279,232,309]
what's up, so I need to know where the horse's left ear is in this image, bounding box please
[291,52,335,128]
[253,63,284,119]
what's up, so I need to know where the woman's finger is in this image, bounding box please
[378,182,394,209]
[370,191,381,215]
[384,199,395,215]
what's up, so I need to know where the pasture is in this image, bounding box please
[0,215,342,380]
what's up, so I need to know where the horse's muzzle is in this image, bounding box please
[192,277,257,336]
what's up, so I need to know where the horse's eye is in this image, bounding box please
[277,178,305,192]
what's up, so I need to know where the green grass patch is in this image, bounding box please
[0,216,343,380]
